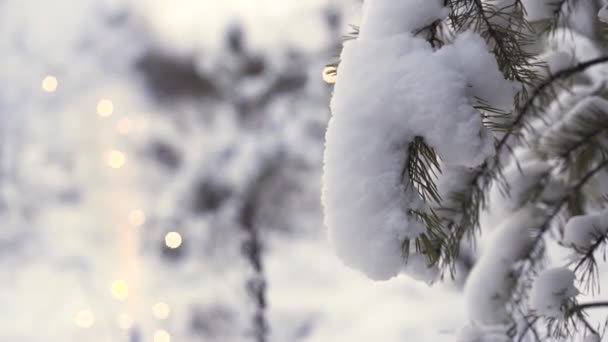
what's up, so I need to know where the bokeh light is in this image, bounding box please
[97,99,114,117]
[128,209,146,226]
[106,150,126,168]
[117,313,134,330]
[164,232,182,249]
[322,66,337,84]
[74,309,95,328]
[153,329,171,342]
[111,279,129,300]
[152,302,171,320]
[117,118,131,135]
[41,75,58,92]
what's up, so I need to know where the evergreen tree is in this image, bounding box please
[323,0,608,340]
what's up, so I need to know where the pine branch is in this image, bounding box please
[571,301,608,313]
[511,160,608,325]
[497,56,608,155]
[570,232,608,295]
[404,136,442,205]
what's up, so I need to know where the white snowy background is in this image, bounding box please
[0,1,467,341]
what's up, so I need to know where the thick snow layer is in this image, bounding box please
[563,212,608,250]
[479,148,551,234]
[435,31,518,113]
[323,0,512,280]
[522,0,558,21]
[530,267,578,318]
[466,207,547,325]
[358,0,447,39]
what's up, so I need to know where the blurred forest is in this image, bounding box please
[0,1,464,341]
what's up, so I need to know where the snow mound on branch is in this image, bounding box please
[530,267,578,318]
[322,0,513,280]
[465,207,546,325]
[480,148,551,234]
[521,0,557,21]
[563,212,608,250]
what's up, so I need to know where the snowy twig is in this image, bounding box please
[496,55,608,154]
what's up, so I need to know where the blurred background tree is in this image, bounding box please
[0,1,467,342]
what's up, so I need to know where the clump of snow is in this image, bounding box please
[599,4,608,24]
[479,147,552,235]
[435,30,519,113]
[563,212,608,250]
[323,0,512,280]
[530,267,578,318]
[541,28,607,84]
[522,0,559,21]
[466,207,547,325]
[358,0,448,39]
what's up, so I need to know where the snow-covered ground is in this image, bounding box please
[0,1,466,341]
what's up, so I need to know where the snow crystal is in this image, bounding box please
[323,0,511,280]
[563,212,608,250]
[530,267,578,318]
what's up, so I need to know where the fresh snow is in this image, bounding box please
[466,207,547,325]
[322,0,513,280]
[530,267,578,318]
[563,212,608,250]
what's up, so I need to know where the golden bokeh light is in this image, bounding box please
[164,232,182,249]
[117,313,134,330]
[41,75,58,92]
[106,150,126,168]
[111,279,129,300]
[117,118,131,135]
[152,302,171,320]
[322,65,337,84]
[74,309,95,328]
[153,329,171,342]
[128,209,146,226]
[97,99,114,117]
